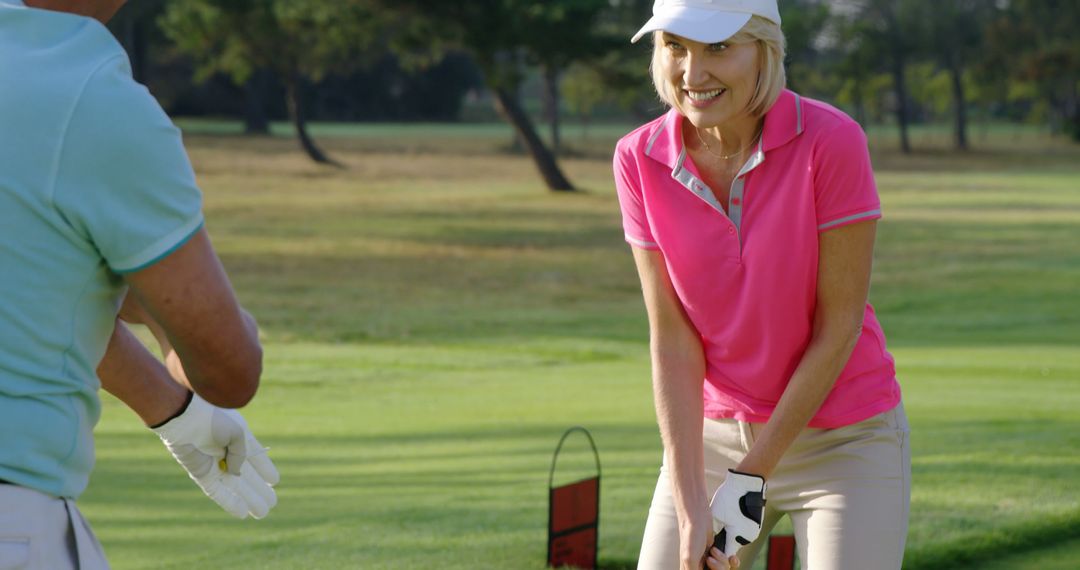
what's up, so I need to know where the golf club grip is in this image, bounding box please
[713,528,727,555]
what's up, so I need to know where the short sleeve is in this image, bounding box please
[613,142,658,249]
[52,54,204,273]
[812,120,881,232]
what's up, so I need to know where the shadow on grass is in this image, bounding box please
[88,422,660,502]
[906,510,1080,570]
[85,418,1078,567]
[596,558,637,570]
[208,193,1080,347]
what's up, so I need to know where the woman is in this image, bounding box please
[613,1,910,569]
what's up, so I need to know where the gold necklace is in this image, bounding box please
[695,125,762,160]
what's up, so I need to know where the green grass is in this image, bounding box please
[173,117,643,145]
[174,116,1062,155]
[80,126,1080,569]
[977,537,1080,570]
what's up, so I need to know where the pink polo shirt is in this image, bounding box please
[613,90,900,429]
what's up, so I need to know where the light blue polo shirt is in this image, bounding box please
[0,0,204,498]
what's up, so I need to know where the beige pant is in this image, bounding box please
[638,404,911,570]
[0,484,109,570]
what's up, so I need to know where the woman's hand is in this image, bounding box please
[678,504,714,570]
[705,545,741,570]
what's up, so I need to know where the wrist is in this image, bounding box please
[673,491,710,528]
[671,475,707,505]
[147,389,193,429]
[735,447,774,480]
[730,467,767,480]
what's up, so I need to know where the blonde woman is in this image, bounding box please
[614,1,910,569]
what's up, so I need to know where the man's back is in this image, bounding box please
[0,0,204,499]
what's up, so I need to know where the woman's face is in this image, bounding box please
[655,32,761,129]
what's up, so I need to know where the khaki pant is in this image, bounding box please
[638,404,911,570]
[0,484,109,570]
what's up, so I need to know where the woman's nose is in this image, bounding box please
[681,51,710,87]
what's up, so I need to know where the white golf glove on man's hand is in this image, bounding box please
[709,469,767,555]
[152,392,280,519]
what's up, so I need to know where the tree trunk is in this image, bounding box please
[284,75,340,167]
[244,68,271,135]
[979,104,989,142]
[1047,94,1063,137]
[1068,80,1080,143]
[542,64,561,156]
[852,72,868,127]
[890,59,911,154]
[885,8,911,154]
[492,86,575,191]
[947,55,969,151]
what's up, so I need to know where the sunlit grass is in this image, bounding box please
[82,128,1080,569]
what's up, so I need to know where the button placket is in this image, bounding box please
[729,176,745,235]
[670,145,769,259]
[675,164,741,249]
[725,144,766,251]
[673,149,727,216]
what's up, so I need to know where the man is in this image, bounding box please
[0,1,279,568]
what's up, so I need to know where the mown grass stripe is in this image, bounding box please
[906,509,1080,569]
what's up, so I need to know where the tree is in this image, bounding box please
[242,67,273,135]
[830,0,923,153]
[108,0,167,85]
[779,0,830,93]
[160,0,387,165]
[826,11,880,127]
[522,0,615,158]
[389,0,617,191]
[907,62,953,122]
[983,0,1080,141]
[915,0,996,150]
[568,0,659,123]
[869,0,919,153]
[562,64,607,142]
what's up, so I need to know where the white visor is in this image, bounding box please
[631,7,753,44]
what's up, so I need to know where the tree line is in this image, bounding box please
[109,0,1079,190]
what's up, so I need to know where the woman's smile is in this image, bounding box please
[684,87,728,108]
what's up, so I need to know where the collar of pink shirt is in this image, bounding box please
[643,88,805,170]
[639,89,805,236]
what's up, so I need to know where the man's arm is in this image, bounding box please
[98,315,278,519]
[120,227,261,408]
[102,227,278,519]
[97,318,189,427]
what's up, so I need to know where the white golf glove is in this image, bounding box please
[709,470,767,555]
[152,392,280,519]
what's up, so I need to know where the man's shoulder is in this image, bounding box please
[3,6,126,73]
[1,8,130,112]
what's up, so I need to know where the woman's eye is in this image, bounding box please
[666,41,685,51]
[708,42,728,52]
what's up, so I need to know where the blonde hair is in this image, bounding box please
[650,15,787,118]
